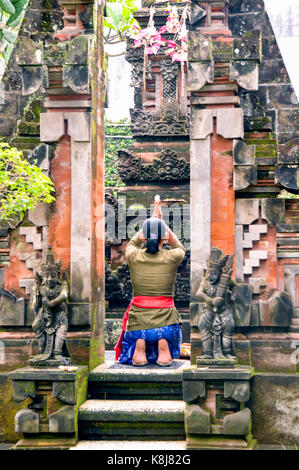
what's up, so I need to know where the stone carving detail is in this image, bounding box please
[105,263,124,303]
[196,247,237,363]
[125,45,153,87]
[117,148,190,184]
[161,59,178,99]
[29,245,71,366]
[130,107,189,137]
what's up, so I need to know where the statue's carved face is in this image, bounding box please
[44,270,58,288]
[208,268,220,285]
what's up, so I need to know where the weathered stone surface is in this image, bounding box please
[65,36,89,65]
[233,140,255,165]
[260,198,285,224]
[190,137,211,286]
[21,66,48,96]
[259,60,290,84]
[276,165,299,189]
[232,283,252,327]
[187,62,214,92]
[15,409,39,433]
[49,405,76,433]
[229,0,264,14]
[268,85,298,109]
[183,380,206,403]
[184,404,210,435]
[0,291,25,326]
[22,10,63,34]
[248,278,266,295]
[12,381,36,402]
[224,381,250,403]
[235,199,259,225]
[278,138,299,164]
[250,340,296,373]
[16,38,42,65]
[190,109,213,140]
[268,291,293,326]
[250,302,260,326]
[190,302,200,327]
[234,165,257,190]
[216,108,244,139]
[233,30,261,61]
[40,112,65,142]
[29,144,49,171]
[52,381,76,405]
[284,265,299,307]
[229,11,273,39]
[223,407,251,436]
[188,32,212,62]
[63,65,89,94]
[230,61,259,91]
[278,109,299,134]
[68,303,90,326]
[183,366,254,382]
[240,89,267,117]
[250,374,299,444]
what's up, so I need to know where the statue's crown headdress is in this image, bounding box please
[207,247,228,271]
[41,245,61,275]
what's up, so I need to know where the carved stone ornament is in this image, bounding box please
[29,245,71,367]
[125,44,153,87]
[117,148,190,183]
[130,107,190,137]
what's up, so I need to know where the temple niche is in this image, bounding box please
[104,4,191,349]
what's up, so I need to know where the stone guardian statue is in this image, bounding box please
[29,245,71,366]
[196,247,237,361]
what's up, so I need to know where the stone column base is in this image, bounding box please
[10,365,88,450]
[183,365,257,450]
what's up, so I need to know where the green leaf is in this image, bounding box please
[6,10,23,26]
[106,2,123,28]
[0,0,15,15]
[2,30,17,43]
[104,19,117,31]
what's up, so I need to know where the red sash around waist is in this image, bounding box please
[114,295,175,361]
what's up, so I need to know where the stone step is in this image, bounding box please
[88,360,189,400]
[291,318,299,325]
[289,325,299,332]
[70,440,187,450]
[79,399,186,441]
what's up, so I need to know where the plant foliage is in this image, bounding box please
[105,121,132,188]
[0,143,55,222]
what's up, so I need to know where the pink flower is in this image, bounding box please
[148,43,161,55]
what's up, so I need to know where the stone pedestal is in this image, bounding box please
[10,365,88,450]
[183,365,257,449]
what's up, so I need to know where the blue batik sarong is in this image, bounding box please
[118,323,182,364]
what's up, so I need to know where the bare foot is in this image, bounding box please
[157,339,172,365]
[132,339,147,365]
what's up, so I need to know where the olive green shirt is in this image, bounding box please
[125,234,185,331]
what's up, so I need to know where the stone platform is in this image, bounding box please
[88,359,190,400]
